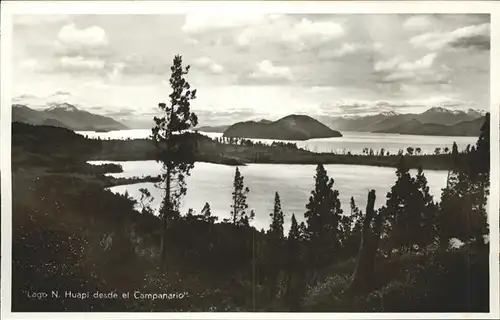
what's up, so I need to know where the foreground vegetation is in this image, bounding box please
[11,56,490,312]
[11,115,490,312]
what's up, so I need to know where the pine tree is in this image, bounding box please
[304,164,343,266]
[450,141,461,169]
[151,55,198,267]
[200,202,217,223]
[383,156,423,254]
[269,192,285,239]
[231,167,252,226]
[138,187,154,215]
[288,214,300,241]
[349,190,380,293]
[474,113,490,178]
[350,197,364,236]
[340,197,364,256]
[452,142,459,156]
[339,213,352,246]
[439,114,490,247]
[286,213,302,272]
[439,169,488,246]
[414,167,438,251]
[201,202,211,217]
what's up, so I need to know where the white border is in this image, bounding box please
[0,1,13,319]
[1,1,499,320]
[489,5,500,320]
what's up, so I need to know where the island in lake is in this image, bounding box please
[223,114,343,140]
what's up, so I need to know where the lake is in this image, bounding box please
[89,160,449,232]
[77,129,478,156]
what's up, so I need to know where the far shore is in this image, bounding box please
[90,135,459,170]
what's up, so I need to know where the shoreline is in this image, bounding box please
[91,159,451,172]
[91,143,457,170]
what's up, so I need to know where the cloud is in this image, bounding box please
[374,53,448,84]
[118,54,177,76]
[103,107,138,118]
[11,14,490,120]
[282,18,344,49]
[182,13,265,34]
[55,23,109,56]
[52,90,71,96]
[59,56,106,72]
[107,62,126,82]
[320,100,397,115]
[376,53,437,73]
[248,60,293,82]
[16,58,55,74]
[402,15,432,30]
[382,71,447,84]
[19,59,39,71]
[193,108,263,125]
[235,16,344,51]
[410,23,490,50]
[13,91,75,108]
[12,93,40,104]
[184,14,344,52]
[320,42,383,59]
[192,57,225,74]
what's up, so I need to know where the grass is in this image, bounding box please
[302,247,489,312]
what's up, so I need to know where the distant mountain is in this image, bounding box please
[41,118,71,129]
[319,113,402,132]
[322,107,486,136]
[256,119,273,124]
[12,104,47,124]
[12,103,128,131]
[375,116,486,136]
[465,108,487,118]
[223,114,342,141]
[417,107,481,125]
[196,125,230,133]
[360,114,417,132]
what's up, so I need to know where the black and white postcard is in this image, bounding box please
[1,1,499,319]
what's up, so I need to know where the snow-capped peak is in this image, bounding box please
[340,115,360,120]
[426,106,453,113]
[466,108,487,116]
[380,111,398,116]
[46,102,78,112]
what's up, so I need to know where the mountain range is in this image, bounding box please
[317,107,487,135]
[196,125,231,133]
[197,107,486,137]
[223,115,342,141]
[373,116,486,136]
[13,102,486,138]
[12,103,128,131]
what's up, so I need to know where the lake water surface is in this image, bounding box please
[77,129,477,156]
[90,161,449,232]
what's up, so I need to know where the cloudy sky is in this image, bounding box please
[12,13,490,127]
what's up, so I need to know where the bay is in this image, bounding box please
[89,160,449,232]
